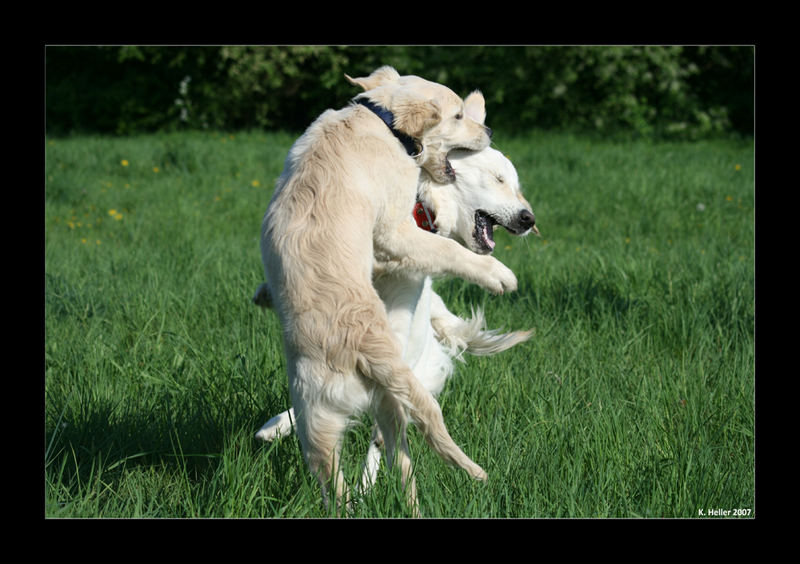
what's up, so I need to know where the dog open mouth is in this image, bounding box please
[474,210,498,253]
[474,209,538,254]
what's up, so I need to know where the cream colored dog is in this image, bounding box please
[258,67,516,510]
[256,147,537,496]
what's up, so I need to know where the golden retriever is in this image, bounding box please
[255,147,537,497]
[258,66,517,511]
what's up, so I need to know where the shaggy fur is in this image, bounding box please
[256,147,537,494]
[258,67,517,511]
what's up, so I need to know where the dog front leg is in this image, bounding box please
[378,220,518,295]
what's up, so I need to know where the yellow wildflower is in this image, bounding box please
[153,166,160,173]
[251,180,260,187]
[734,164,741,171]
[121,160,129,167]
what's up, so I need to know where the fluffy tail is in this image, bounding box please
[432,305,532,359]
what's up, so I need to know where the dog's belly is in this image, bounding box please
[376,273,452,398]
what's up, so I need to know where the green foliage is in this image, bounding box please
[217,46,352,130]
[45,46,753,139]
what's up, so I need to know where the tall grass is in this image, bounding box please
[44,130,754,518]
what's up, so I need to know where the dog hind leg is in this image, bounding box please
[356,314,487,482]
[255,407,295,441]
[288,358,351,513]
[373,393,419,516]
[360,425,384,492]
[298,409,350,514]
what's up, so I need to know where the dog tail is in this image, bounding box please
[434,306,532,358]
[252,282,273,309]
[356,318,488,482]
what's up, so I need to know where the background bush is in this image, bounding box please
[45,45,753,139]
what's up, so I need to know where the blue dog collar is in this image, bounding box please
[354,97,420,157]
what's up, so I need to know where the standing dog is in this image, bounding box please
[258,67,516,510]
[256,147,538,494]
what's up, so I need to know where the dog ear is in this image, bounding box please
[391,95,442,138]
[345,66,401,91]
[464,90,486,125]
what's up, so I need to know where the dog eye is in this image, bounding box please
[494,174,504,183]
[455,112,463,120]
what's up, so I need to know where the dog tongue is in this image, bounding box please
[482,225,495,250]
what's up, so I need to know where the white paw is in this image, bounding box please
[255,424,284,442]
[482,257,517,295]
[255,410,295,442]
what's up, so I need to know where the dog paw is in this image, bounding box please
[255,422,288,442]
[255,410,295,442]
[481,257,517,295]
[255,427,279,442]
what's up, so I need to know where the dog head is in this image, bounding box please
[346,66,492,183]
[418,147,537,255]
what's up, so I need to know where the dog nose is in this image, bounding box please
[518,209,535,230]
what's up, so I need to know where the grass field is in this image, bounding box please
[44,129,755,518]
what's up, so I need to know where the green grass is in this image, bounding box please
[44,130,754,518]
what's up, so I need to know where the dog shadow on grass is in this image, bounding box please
[437,272,644,330]
[44,376,307,514]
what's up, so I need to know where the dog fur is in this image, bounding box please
[257,67,518,510]
[255,147,536,494]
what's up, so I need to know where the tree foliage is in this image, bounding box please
[45,45,753,139]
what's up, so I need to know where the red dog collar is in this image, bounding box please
[414,201,437,233]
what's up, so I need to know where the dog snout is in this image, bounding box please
[518,209,535,230]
